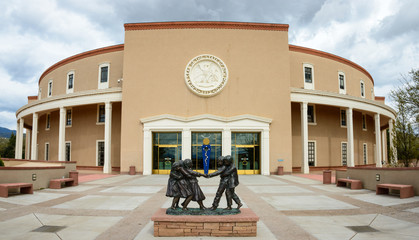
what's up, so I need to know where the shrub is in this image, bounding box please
[0,156,4,167]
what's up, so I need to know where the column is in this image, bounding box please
[31,113,38,160]
[143,128,152,175]
[388,119,397,163]
[261,128,270,176]
[26,130,31,159]
[222,128,231,156]
[17,118,24,159]
[374,113,382,167]
[182,128,191,159]
[15,121,19,159]
[381,130,387,164]
[346,108,354,167]
[301,102,309,173]
[58,107,66,161]
[103,102,112,173]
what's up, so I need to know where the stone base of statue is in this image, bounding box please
[152,208,259,237]
[166,207,241,215]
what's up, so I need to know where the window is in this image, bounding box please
[362,114,367,131]
[191,132,222,170]
[371,88,374,100]
[38,87,42,100]
[307,105,316,124]
[67,71,74,94]
[308,141,316,166]
[303,63,314,90]
[363,143,368,164]
[66,109,72,127]
[338,72,346,94]
[340,109,347,127]
[45,143,50,161]
[97,105,105,123]
[360,80,365,98]
[46,113,51,130]
[341,142,347,166]
[65,142,71,161]
[97,141,105,166]
[48,80,53,97]
[98,63,110,89]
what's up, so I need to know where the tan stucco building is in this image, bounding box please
[15,22,396,175]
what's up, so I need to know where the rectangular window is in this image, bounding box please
[66,109,72,126]
[45,143,50,161]
[360,80,365,98]
[46,113,51,130]
[308,141,315,166]
[100,66,108,83]
[68,74,73,89]
[304,67,312,83]
[362,114,367,130]
[65,142,71,161]
[363,143,368,164]
[341,142,347,166]
[307,105,315,123]
[339,74,345,90]
[48,80,53,97]
[341,109,347,127]
[97,141,105,166]
[98,105,105,123]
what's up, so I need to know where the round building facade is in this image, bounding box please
[15,22,396,175]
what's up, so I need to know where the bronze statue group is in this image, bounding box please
[166,155,243,211]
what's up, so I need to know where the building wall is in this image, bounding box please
[291,103,376,167]
[121,28,293,173]
[38,50,124,99]
[289,50,375,100]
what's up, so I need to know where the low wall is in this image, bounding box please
[0,158,77,190]
[336,167,419,195]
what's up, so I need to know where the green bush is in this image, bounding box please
[0,156,4,167]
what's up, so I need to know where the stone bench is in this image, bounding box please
[49,178,77,189]
[336,178,363,190]
[376,184,414,199]
[0,183,33,198]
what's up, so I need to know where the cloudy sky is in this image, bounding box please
[1,0,418,130]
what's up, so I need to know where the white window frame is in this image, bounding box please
[340,109,347,128]
[362,114,367,131]
[338,71,346,94]
[363,143,368,164]
[45,142,50,161]
[360,80,365,98]
[66,108,72,127]
[65,141,71,162]
[303,63,314,90]
[45,113,51,130]
[98,63,110,89]
[307,104,317,125]
[97,104,105,124]
[96,140,105,166]
[48,79,53,97]
[38,87,42,100]
[341,142,348,166]
[66,70,75,94]
[371,88,374,100]
[308,140,316,167]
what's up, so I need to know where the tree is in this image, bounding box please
[390,69,419,167]
[0,133,16,158]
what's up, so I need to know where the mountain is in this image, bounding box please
[0,127,16,138]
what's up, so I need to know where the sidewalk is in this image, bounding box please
[1,173,419,239]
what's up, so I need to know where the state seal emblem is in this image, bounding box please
[184,54,228,97]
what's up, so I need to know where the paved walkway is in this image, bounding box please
[1,173,419,239]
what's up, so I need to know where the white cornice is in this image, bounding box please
[17,88,122,119]
[140,114,272,124]
[290,88,396,119]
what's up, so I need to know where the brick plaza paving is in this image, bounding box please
[1,173,419,239]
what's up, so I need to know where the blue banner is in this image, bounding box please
[202,145,211,175]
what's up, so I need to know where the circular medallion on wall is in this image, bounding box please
[184,54,228,97]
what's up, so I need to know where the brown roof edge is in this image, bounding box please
[124,21,289,31]
[375,96,385,101]
[289,45,374,85]
[38,44,124,85]
[27,96,38,100]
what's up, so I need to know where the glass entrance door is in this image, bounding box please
[152,132,182,174]
[231,133,261,174]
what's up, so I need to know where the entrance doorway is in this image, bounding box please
[152,132,182,174]
[231,133,261,174]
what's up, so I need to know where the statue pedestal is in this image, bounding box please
[151,208,259,237]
